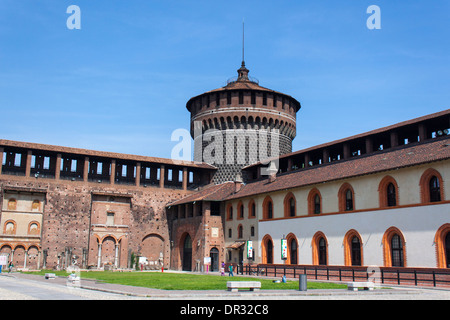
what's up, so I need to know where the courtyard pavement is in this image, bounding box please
[0,271,449,300]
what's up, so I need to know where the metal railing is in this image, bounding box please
[241,264,450,288]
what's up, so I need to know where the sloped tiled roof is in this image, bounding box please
[226,137,450,200]
[167,181,237,206]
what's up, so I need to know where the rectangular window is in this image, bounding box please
[263,93,267,106]
[239,91,244,104]
[14,154,21,167]
[71,159,77,172]
[106,212,115,226]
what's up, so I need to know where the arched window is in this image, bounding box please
[312,232,328,265]
[338,183,355,212]
[435,224,450,268]
[314,195,321,214]
[263,196,274,220]
[351,236,362,266]
[387,183,396,207]
[290,198,296,216]
[28,222,40,235]
[382,227,406,267]
[420,168,444,203]
[268,202,273,219]
[391,234,404,267]
[430,176,441,202]
[345,190,353,211]
[318,238,327,265]
[378,176,399,208]
[248,200,256,218]
[283,193,296,218]
[226,204,233,221]
[308,188,322,215]
[3,220,16,235]
[344,230,363,266]
[237,201,244,219]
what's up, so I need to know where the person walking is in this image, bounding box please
[228,264,234,277]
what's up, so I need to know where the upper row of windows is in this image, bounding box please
[6,199,41,212]
[227,168,444,220]
[192,92,295,112]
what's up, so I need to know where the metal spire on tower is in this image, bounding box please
[242,19,245,66]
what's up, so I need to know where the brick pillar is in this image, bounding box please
[322,149,329,164]
[390,131,399,147]
[418,123,427,142]
[159,165,165,189]
[55,154,61,180]
[83,157,89,182]
[343,143,350,160]
[365,137,373,154]
[304,153,310,167]
[135,162,141,187]
[110,160,116,185]
[25,150,32,178]
[182,167,188,190]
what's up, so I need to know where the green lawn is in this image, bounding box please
[25,270,347,290]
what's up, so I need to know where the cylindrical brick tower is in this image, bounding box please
[187,62,301,184]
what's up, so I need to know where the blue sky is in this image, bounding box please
[0,0,449,159]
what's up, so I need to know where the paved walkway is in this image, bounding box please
[1,272,449,300]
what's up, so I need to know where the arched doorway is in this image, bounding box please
[286,233,298,265]
[101,236,117,267]
[141,234,164,268]
[261,235,274,264]
[266,239,273,264]
[210,247,219,272]
[182,234,192,271]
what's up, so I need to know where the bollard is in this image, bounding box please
[299,274,307,291]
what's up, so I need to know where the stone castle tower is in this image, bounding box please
[187,61,301,183]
